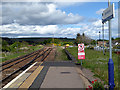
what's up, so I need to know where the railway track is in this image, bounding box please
[1,47,53,87]
[1,49,43,72]
[1,49,43,67]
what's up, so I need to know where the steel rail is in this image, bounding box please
[1,48,44,67]
[1,48,52,84]
[0,49,44,72]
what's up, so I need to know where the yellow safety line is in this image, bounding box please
[19,62,43,89]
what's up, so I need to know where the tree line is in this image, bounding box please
[2,40,29,52]
[75,33,96,45]
[2,33,97,52]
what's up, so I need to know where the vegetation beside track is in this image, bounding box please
[55,46,69,61]
[2,45,43,62]
[66,47,118,88]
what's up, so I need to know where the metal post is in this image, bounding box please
[99,31,100,40]
[102,24,105,55]
[80,59,82,70]
[96,39,97,47]
[52,31,54,47]
[98,31,100,51]
[108,0,115,89]
[81,60,82,66]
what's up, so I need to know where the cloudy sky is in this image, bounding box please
[1,1,119,40]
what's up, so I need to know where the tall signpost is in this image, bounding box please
[102,0,115,89]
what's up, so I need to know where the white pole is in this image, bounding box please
[108,0,112,59]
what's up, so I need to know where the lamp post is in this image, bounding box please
[102,24,105,55]
[99,31,101,40]
[98,31,101,50]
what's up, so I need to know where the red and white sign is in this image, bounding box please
[78,44,85,59]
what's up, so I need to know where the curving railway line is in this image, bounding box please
[1,47,53,87]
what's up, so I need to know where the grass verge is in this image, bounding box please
[55,46,69,61]
[66,47,119,88]
[2,45,43,62]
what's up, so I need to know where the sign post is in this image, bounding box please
[102,0,115,89]
[78,44,85,68]
[102,3,115,23]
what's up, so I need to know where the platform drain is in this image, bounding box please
[60,72,71,74]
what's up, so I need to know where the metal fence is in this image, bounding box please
[94,47,120,52]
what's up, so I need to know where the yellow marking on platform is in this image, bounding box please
[9,73,31,88]
[19,65,44,88]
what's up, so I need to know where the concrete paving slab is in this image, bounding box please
[8,73,31,88]
[19,65,43,88]
[41,61,75,67]
[41,66,84,88]
[29,66,49,89]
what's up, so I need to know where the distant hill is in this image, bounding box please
[1,37,75,45]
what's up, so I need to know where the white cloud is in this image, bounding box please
[96,8,105,15]
[1,2,118,39]
[2,2,84,25]
[1,23,58,35]
[1,18,118,39]
[1,0,119,2]
[92,20,102,27]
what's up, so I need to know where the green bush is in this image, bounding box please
[63,42,73,45]
[87,46,94,49]
[113,45,120,49]
[2,40,10,52]
[10,41,21,52]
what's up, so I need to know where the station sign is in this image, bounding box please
[102,3,115,24]
[78,44,85,59]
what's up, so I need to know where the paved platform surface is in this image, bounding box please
[4,61,85,89]
[41,66,84,88]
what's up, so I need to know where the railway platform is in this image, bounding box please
[3,61,91,89]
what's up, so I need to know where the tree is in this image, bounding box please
[82,33,85,37]
[54,39,61,44]
[75,33,82,45]
[10,41,21,52]
[21,41,28,47]
[2,40,10,52]
[43,40,48,44]
[91,40,97,45]
[47,38,52,43]
[75,33,92,45]
[112,37,114,40]
[81,33,85,43]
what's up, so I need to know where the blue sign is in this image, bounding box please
[102,3,115,24]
